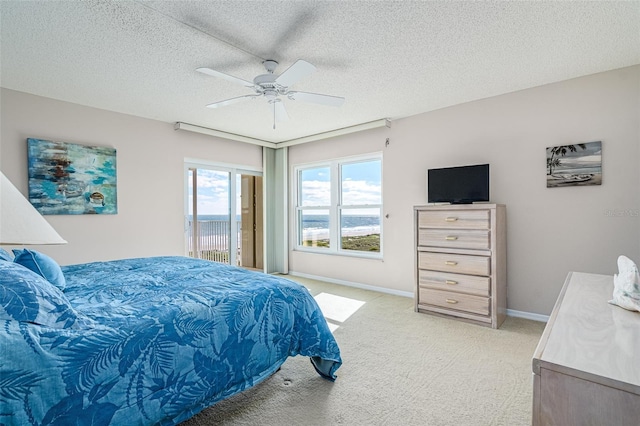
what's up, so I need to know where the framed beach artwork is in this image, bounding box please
[27,138,117,215]
[546,141,602,188]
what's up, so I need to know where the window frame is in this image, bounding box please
[293,153,383,259]
[184,160,263,266]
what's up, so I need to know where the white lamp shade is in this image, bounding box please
[0,172,67,244]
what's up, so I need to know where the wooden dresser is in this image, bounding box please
[414,204,506,328]
[532,272,640,425]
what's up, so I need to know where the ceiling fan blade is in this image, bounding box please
[275,60,316,88]
[273,100,289,122]
[289,91,345,107]
[196,67,255,88]
[206,94,260,109]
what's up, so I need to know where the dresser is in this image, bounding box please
[532,272,640,425]
[414,204,506,328]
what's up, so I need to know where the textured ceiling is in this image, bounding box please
[1,1,639,143]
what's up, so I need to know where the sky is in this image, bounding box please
[547,141,602,172]
[300,160,382,209]
[188,169,234,215]
[188,159,382,215]
[546,141,601,160]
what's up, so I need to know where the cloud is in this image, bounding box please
[301,178,381,206]
[562,154,601,164]
[342,180,381,205]
[187,171,231,215]
[301,180,331,206]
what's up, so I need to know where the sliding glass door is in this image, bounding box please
[186,165,262,269]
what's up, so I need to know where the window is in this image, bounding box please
[295,154,382,257]
[185,163,263,268]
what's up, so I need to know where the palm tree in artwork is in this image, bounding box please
[547,144,587,175]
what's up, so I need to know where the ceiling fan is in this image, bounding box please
[196,59,345,128]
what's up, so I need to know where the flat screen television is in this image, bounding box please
[427,164,489,204]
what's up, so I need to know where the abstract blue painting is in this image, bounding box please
[27,138,117,215]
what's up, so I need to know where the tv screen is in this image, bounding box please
[427,164,489,204]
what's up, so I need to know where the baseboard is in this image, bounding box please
[288,271,550,322]
[506,309,549,323]
[287,271,415,298]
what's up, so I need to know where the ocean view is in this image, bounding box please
[187,214,381,255]
[187,214,380,238]
[301,214,380,239]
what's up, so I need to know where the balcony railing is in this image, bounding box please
[186,220,242,265]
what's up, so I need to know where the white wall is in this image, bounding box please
[288,65,640,316]
[0,88,263,266]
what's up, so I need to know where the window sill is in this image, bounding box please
[293,246,383,260]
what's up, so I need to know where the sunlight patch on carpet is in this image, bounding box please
[314,292,365,331]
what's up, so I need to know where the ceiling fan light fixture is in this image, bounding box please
[253,73,277,87]
[197,58,344,126]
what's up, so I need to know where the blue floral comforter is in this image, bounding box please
[0,256,341,425]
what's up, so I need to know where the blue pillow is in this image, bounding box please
[0,248,13,262]
[12,249,66,291]
[0,261,90,329]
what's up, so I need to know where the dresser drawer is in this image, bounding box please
[418,209,490,230]
[418,229,490,250]
[419,288,490,316]
[418,251,490,276]
[418,270,490,296]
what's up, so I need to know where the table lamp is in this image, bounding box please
[0,171,67,245]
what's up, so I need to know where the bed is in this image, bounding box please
[0,254,342,425]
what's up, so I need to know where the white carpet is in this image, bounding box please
[181,276,545,426]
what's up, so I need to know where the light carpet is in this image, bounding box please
[182,276,546,426]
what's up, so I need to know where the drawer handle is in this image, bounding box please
[446,299,459,304]
[445,280,458,285]
[445,236,458,241]
[445,261,458,266]
[445,217,458,222]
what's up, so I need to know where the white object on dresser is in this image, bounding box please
[609,255,640,312]
[414,204,507,328]
[532,272,640,426]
